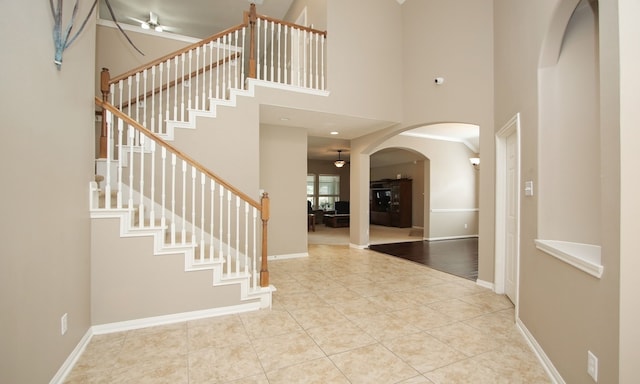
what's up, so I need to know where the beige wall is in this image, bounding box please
[538,1,601,244]
[91,218,246,324]
[96,25,193,92]
[260,125,308,258]
[495,0,622,382]
[0,1,95,383]
[618,1,640,381]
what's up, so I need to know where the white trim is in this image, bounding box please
[92,303,261,335]
[430,208,479,213]
[534,239,603,278]
[350,243,369,249]
[268,252,309,261]
[49,329,93,384]
[425,235,478,241]
[476,279,494,290]
[516,318,565,384]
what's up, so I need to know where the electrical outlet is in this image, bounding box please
[61,313,68,335]
[587,350,598,382]
[464,223,468,229]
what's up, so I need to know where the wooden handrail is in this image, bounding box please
[108,4,328,85]
[110,23,248,85]
[95,97,262,209]
[256,14,327,37]
[113,52,242,111]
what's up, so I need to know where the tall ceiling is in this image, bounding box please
[98,0,479,165]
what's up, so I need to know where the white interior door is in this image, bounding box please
[505,132,518,303]
[495,113,520,308]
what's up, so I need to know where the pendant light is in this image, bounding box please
[334,150,346,168]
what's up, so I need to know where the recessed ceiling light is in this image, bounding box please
[280,117,290,121]
[330,131,339,135]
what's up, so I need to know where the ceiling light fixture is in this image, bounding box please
[334,150,346,168]
[330,131,339,135]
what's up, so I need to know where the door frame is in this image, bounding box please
[495,113,521,312]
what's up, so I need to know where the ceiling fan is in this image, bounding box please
[129,12,174,33]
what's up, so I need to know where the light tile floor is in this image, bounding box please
[65,245,551,383]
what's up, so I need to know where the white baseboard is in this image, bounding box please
[516,318,565,384]
[350,243,368,249]
[268,252,308,261]
[92,302,261,335]
[49,329,93,384]
[476,279,494,290]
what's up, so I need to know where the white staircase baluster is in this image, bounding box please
[313,33,320,89]
[321,37,325,90]
[191,166,196,247]
[149,140,156,226]
[277,23,281,84]
[158,63,163,134]
[244,201,249,276]
[241,27,246,88]
[195,47,200,110]
[304,30,308,88]
[222,34,227,98]
[150,67,156,133]
[135,72,140,127]
[173,56,178,121]
[104,111,112,209]
[284,26,289,85]
[200,172,205,262]
[214,179,216,262]
[142,69,148,128]
[227,191,231,274]
[252,207,258,288]
[200,45,206,110]
[208,42,214,102]
[161,147,167,231]
[269,21,274,82]
[181,160,187,244]
[166,59,171,127]
[180,53,186,122]
[216,37,220,100]
[234,30,239,89]
[117,118,123,209]
[127,126,135,213]
[262,19,267,81]
[171,153,177,245]
[219,186,224,273]
[138,134,145,228]
[187,50,192,112]
[256,19,260,80]
[235,196,240,275]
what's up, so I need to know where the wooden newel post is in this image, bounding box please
[260,192,270,287]
[99,68,111,158]
[248,3,257,79]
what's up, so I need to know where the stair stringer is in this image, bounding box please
[162,79,330,140]
[89,181,273,312]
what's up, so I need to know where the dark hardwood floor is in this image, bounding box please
[369,238,478,281]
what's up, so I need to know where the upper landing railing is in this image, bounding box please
[98,3,327,157]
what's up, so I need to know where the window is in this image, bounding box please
[307,174,340,211]
[307,174,315,208]
[318,174,340,211]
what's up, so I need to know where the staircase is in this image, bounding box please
[90,4,327,327]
